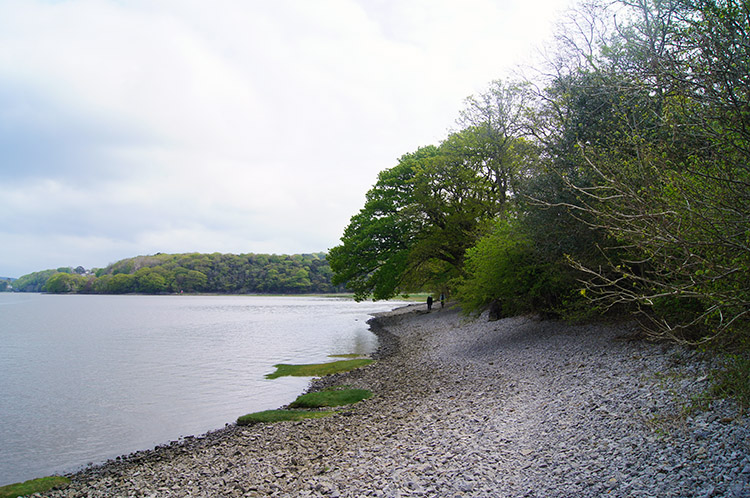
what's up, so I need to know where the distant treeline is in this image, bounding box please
[0,277,13,292]
[13,252,343,295]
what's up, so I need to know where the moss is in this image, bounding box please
[0,476,70,498]
[265,359,373,379]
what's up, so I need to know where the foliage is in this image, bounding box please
[709,354,750,415]
[329,149,429,300]
[265,359,373,379]
[328,0,749,351]
[330,81,535,301]
[454,217,581,317]
[527,0,750,343]
[0,476,70,498]
[15,252,342,295]
[289,388,373,408]
[236,409,333,426]
[42,272,89,293]
[13,269,60,292]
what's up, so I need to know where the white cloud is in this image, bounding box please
[0,0,577,277]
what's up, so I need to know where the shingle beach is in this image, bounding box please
[46,305,750,497]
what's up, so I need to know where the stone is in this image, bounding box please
[43,307,750,498]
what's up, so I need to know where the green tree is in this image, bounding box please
[43,273,86,293]
[104,273,136,294]
[329,148,429,300]
[14,269,59,292]
[331,81,536,301]
[173,268,208,293]
[134,268,168,294]
[528,0,750,342]
[455,216,583,317]
[455,79,532,206]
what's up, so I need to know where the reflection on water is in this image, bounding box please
[0,294,403,485]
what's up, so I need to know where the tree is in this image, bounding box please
[135,268,168,294]
[455,79,532,206]
[330,82,537,301]
[530,0,750,342]
[173,268,208,293]
[329,148,429,300]
[104,273,136,294]
[14,269,59,292]
[43,273,86,293]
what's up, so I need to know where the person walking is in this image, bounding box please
[427,295,433,311]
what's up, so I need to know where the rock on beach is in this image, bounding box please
[46,305,749,497]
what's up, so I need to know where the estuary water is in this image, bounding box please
[0,293,404,486]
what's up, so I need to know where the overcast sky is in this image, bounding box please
[0,0,576,278]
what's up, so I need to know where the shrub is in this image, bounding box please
[710,354,750,414]
[454,218,579,317]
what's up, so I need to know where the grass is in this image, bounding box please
[709,354,750,414]
[265,359,373,379]
[289,387,373,408]
[236,409,334,425]
[0,476,70,498]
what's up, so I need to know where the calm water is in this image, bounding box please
[0,293,403,485]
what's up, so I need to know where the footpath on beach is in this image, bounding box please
[47,305,749,497]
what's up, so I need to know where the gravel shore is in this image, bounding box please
[46,305,749,497]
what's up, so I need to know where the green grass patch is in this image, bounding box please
[237,409,333,425]
[265,359,374,379]
[0,476,70,498]
[290,388,373,408]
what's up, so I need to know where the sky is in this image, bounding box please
[0,0,577,278]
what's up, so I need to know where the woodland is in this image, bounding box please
[329,0,750,347]
[13,252,341,295]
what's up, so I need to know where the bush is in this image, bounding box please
[454,218,580,317]
[710,354,750,414]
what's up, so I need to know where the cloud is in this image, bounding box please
[0,0,576,277]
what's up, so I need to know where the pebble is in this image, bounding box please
[43,306,749,497]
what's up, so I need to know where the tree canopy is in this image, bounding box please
[14,252,342,295]
[330,0,750,345]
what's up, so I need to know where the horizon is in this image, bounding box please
[1,0,578,278]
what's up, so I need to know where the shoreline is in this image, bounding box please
[45,305,749,497]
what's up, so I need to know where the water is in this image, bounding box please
[0,293,403,486]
